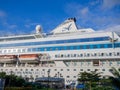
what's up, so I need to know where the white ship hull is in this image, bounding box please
[0,18,120,85]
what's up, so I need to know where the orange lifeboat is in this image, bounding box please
[19,54,39,62]
[0,55,17,62]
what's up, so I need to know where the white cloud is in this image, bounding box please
[9,25,17,29]
[0,10,6,18]
[104,25,120,34]
[90,0,100,6]
[65,2,90,19]
[80,7,89,16]
[0,30,14,37]
[65,1,120,30]
[25,22,40,28]
[102,0,120,9]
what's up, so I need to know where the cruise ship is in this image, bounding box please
[0,18,120,85]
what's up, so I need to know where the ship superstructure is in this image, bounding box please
[0,18,120,85]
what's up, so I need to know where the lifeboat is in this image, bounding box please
[19,54,39,63]
[0,55,17,63]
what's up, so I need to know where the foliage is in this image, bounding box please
[109,67,120,90]
[0,72,25,87]
[78,70,102,83]
[0,72,6,78]
[77,70,115,90]
[5,87,32,90]
[92,86,115,90]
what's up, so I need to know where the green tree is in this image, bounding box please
[0,72,6,78]
[77,70,115,90]
[5,74,25,87]
[78,70,102,90]
[78,70,101,83]
[109,67,120,90]
[0,71,25,87]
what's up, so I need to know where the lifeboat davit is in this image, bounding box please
[0,55,17,63]
[19,54,39,63]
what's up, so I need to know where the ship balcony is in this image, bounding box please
[40,56,51,61]
[18,54,40,63]
[19,57,39,63]
[0,55,17,63]
[0,58,17,63]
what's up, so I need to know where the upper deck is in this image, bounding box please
[0,18,119,44]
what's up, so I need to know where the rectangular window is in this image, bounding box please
[100,44,104,48]
[117,52,120,56]
[67,69,70,71]
[102,69,105,71]
[61,69,63,71]
[86,45,90,49]
[73,69,76,71]
[87,69,90,71]
[93,60,99,66]
[109,53,112,56]
[80,69,83,71]
[93,45,97,49]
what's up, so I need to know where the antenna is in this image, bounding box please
[36,25,42,34]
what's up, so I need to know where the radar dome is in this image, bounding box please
[36,25,42,33]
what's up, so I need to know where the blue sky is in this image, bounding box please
[0,0,120,36]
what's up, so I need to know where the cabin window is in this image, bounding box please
[18,49,21,53]
[67,76,70,78]
[109,53,112,56]
[74,54,76,57]
[55,48,58,50]
[67,54,70,57]
[117,61,120,65]
[61,54,64,57]
[55,55,58,58]
[67,69,69,71]
[87,69,90,71]
[102,69,105,71]
[117,52,120,56]
[66,46,71,50]
[93,60,99,66]
[94,53,97,56]
[61,69,63,71]
[101,53,104,56]
[93,45,97,48]
[88,62,90,65]
[109,61,112,66]
[109,69,113,72]
[95,69,98,71]
[73,76,76,78]
[22,49,26,52]
[42,69,45,71]
[8,50,11,53]
[80,69,83,71]
[44,48,47,51]
[81,62,83,66]
[0,50,2,53]
[100,44,104,48]
[86,53,90,57]
[73,46,77,49]
[4,50,7,53]
[73,69,76,71]
[36,75,38,78]
[86,45,90,49]
[79,54,83,57]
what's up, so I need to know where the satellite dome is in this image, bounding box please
[36,25,42,33]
